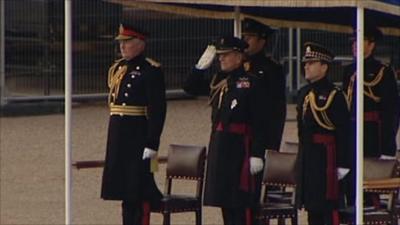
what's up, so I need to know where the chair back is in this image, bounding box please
[282,141,299,153]
[165,144,206,197]
[364,158,400,180]
[257,151,299,225]
[263,150,297,186]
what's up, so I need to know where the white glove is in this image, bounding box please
[195,45,216,70]
[142,148,157,160]
[250,157,264,175]
[379,155,396,160]
[337,167,350,180]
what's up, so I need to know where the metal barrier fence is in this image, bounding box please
[1,0,399,104]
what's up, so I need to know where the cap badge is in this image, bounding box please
[306,46,311,53]
[119,24,124,33]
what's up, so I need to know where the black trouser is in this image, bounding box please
[343,168,355,206]
[122,200,150,225]
[222,207,255,225]
[307,209,339,225]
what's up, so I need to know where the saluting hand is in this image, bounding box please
[195,45,216,70]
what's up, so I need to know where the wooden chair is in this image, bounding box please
[282,140,299,153]
[256,150,298,225]
[151,144,206,225]
[339,158,400,225]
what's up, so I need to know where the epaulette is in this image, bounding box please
[333,86,342,92]
[112,58,124,65]
[381,62,389,67]
[115,58,124,63]
[145,57,161,67]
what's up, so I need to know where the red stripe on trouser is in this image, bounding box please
[332,210,339,225]
[312,134,338,200]
[216,122,254,192]
[246,208,253,225]
[141,202,150,225]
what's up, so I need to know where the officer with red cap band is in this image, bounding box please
[101,23,166,225]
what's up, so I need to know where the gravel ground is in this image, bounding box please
[0,98,303,225]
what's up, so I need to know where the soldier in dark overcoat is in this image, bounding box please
[184,36,269,225]
[101,23,166,225]
[241,18,287,206]
[342,24,400,207]
[242,18,286,152]
[296,42,350,225]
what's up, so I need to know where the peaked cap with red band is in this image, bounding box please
[115,24,147,41]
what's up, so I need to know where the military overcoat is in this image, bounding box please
[101,54,166,202]
[245,52,286,151]
[295,77,350,211]
[342,56,399,157]
[184,66,268,207]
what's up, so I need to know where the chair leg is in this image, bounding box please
[292,214,298,225]
[195,209,202,225]
[162,212,170,225]
[392,216,398,225]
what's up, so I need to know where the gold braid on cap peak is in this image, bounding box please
[108,60,127,104]
[346,66,385,108]
[209,74,229,109]
[303,89,337,131]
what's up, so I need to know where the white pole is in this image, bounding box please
[233,6,241,38]
[296,27,301,89]
[288,28,293,92]
[65,0,72,224]
[0,0,5,106]
[355,7,364,225]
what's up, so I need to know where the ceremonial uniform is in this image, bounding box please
[342,25,399,208]
[343,56,399,157]
[101,24,166,225]
[295,42,350,225]
[184,36,269,225]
